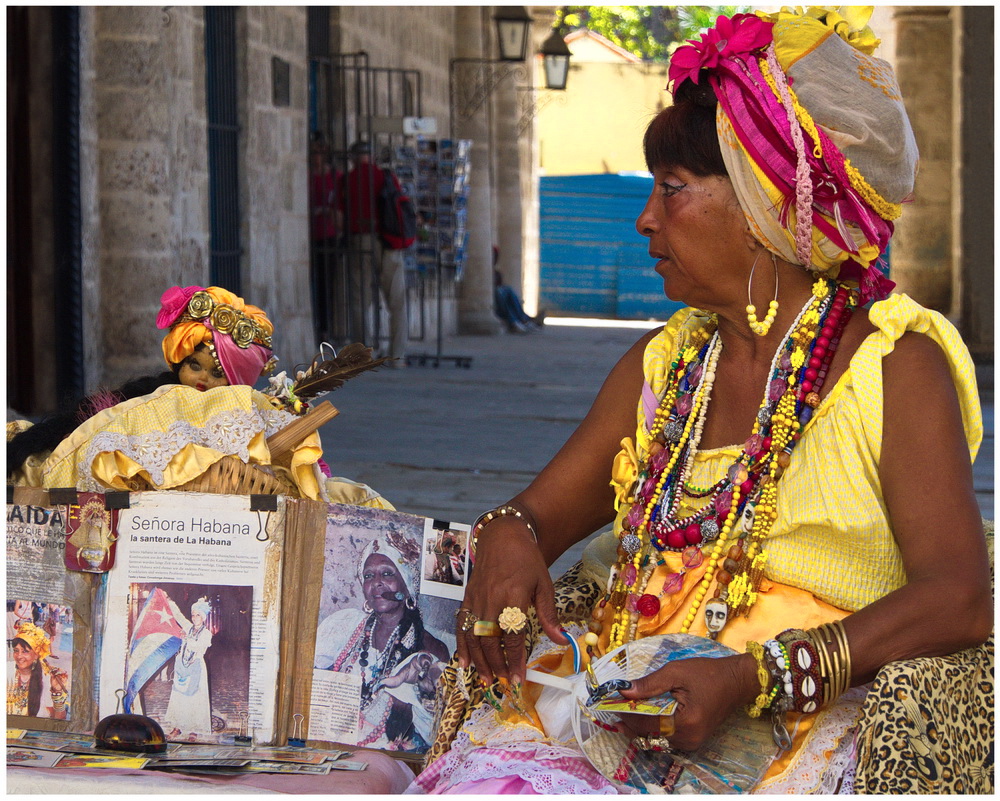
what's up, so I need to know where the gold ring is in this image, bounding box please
[457,609,477,633]
[498,606,528,635]
[659,714,675,737]
[473,620,500,637]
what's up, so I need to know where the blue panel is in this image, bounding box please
[541,173,680,319]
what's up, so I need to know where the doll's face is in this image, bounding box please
[178,347,228,391]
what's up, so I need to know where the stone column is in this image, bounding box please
[889,7,953,312]
[954,5,993,357]
[92,5,210,386]
[453,6,502,334]
[242,6,313,365]
[491,58,524,295]
[519,8,557,316]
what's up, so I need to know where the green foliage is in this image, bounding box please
[555,6,752,62]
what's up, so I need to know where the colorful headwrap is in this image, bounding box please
[12,621,53,667]
[158,285,276,386]
[357,531,421,597]
[668,6,918,303]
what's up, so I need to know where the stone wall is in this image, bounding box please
[890,7,954,312]
[89,5,210,386]
[242,6,313,367]
[332,6,457,137]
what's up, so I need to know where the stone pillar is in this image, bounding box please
[954,5,993,357]
[492,59,524,295]
[889,7,953,312]
[453,6,502,334]
[92,6,210,386]
[519,8,557,316]
[242,6,313,366]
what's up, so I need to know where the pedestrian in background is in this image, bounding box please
[309,132,342,340]
[342,140,408,365]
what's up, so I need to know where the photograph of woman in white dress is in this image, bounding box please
[162,596,213,739]
[126,583,252,742]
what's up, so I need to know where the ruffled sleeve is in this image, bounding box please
[848,293,982,465]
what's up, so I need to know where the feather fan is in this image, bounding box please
[291,342,392,399]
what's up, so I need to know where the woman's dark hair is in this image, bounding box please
[643,78,728,177]
[7,370,180,478]
[11,637,43,716]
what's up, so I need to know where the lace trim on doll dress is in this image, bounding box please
[413,701,621,795]
[755,685,867,794]
[75,406,296,490]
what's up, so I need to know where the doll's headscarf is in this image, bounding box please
[668,7,918,303]
[158,285,276,386]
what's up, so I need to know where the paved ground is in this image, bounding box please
[318,319,994,580]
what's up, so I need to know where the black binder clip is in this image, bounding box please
[286,713,306,748]
[104,491,131,510]
[234,711,252,745]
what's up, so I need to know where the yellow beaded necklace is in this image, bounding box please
[604,279,848,651]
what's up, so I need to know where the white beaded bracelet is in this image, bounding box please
[470,504,538,564]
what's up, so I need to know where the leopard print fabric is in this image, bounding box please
[423,561,602,767]
[853,521,994,793]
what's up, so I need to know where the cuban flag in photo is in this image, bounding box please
[124,587,184,712]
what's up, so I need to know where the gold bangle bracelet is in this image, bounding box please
[470,504,538,563]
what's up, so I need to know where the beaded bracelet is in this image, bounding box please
[786,637,823,713]
[745,641,773,719]
[470,504,538,565]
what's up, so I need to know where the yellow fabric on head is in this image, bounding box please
[766,6,880,71]
[12,621,52,663]
[162,321,213,367]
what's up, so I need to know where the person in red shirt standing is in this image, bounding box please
[341,140,408,365]
[309,132,342,340]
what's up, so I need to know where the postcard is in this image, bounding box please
[7,747,65,768]
[55,754,151,769]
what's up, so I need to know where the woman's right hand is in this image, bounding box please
[455,517,568,686]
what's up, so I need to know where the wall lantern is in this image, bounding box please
[494,6,532,62]
[541,29,572,91]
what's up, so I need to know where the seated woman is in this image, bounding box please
[8,285,390,508]
[414,9,991,795]
[314,535,449,750]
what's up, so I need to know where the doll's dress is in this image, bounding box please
[12,384,392,508]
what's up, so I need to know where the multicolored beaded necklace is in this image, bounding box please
[602,278,856,649]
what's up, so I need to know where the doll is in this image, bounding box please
[7,285,275,479]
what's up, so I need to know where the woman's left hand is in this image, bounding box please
[618,653,758,752]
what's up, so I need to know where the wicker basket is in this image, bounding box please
[172,456,299,496]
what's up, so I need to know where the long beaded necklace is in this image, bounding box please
[603,278,856,649]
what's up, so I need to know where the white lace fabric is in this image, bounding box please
[35,384,298,491]
[755,685,867,794]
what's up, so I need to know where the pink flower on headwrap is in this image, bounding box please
[156,285,204,329]
[668,14,773,92]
